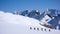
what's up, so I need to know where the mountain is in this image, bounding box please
[0,10,60,34]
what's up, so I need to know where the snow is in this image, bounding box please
[0,11,40,25]
[40,15,52,25]
[0,11,60,34]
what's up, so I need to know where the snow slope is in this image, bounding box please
[0,11,60,34]
[0,11,40,25]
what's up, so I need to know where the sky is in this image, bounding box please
[0,0,60,13]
